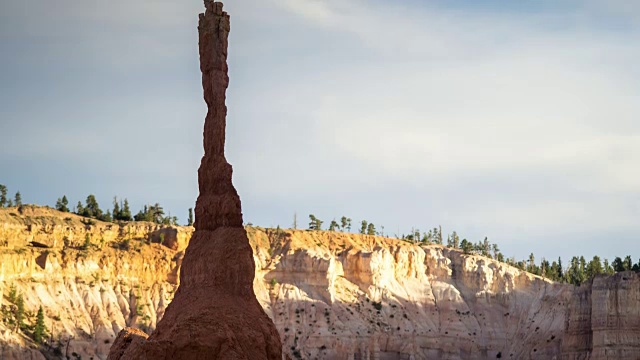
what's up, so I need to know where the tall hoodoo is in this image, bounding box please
[107,2,283,359]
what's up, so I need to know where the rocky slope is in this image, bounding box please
[3,207,638,359]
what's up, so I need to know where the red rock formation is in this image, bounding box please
[107,1,283,359]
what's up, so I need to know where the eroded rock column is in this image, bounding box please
[107,2,283,359]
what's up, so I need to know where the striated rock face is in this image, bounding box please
[2,211,640,359]
[562,272,640,360]
[0,226,182,360]
[249,228,574,359]
[107,1,282,359]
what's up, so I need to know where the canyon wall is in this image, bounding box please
[2,207,638,359]
[0,207,189,360]
[562,272,640,359]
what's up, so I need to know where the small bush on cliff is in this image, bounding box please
[115,239,131,251]
[80,234,91,250]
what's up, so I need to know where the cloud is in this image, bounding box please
[228,0,640,261]
[1,0,639,262]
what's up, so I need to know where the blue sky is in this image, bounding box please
[1,0,639,264]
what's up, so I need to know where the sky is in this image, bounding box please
[0,0,639,264]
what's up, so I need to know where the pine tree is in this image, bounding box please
[460,239,473,254]
[151,203,165,223]
[557,257,564,280]
[82,234,91,250]
[8,285,17,303]
[346,218,352,232]
[14,192,22,206]
[360,220,368,234]
[586,255,603,278]
[121,199,132,221]
[340,216,348,231]
[450,231,460,248]
[528,253,535,272]
[367,223,376,236]
[188,208,194,226]
[329,220,338,231]
[567,257,585,286]
[15,294,25,331]
[84,195,102,219]
[432,227,441,245]
[76,201,84,216]
[0,184,8,207]
[112,197,121,220]
[603,258,614,275]
[308,215,323,230]
[424,230,433,244]
[55,198,64,211]
[483,237,490,257]
[33,306,47,344]
[61,195,69,211]
[134,205,148,221]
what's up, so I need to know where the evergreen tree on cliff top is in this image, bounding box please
[0,184,7,207]
[112,197,121,218]
[308,214,322,230]
[121,199,132,221]
[83,194,102,219]
[55,195,69,212]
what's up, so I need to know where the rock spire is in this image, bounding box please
[107,2,283,359]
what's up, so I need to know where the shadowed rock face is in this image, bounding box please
[562,272,640,360]
[107,2,283,359]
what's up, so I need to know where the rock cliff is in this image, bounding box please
[1,209,639,359]
[0,207,188,360]
[106,1,282,359]
[562,272,640,360]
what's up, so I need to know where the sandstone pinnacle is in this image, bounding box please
[107,2,283,359]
